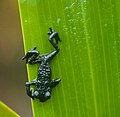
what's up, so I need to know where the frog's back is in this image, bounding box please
[38,57,51,80]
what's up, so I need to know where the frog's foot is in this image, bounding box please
[22,46,39,63]
[48,28,61,50]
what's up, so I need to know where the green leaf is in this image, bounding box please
[0,101,20,117]
[18,0,120,117]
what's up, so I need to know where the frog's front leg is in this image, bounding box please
[25,81,36,100]
[49,78,61,88]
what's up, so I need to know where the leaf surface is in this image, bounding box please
[0,101,20,117]
[18,0,120,117]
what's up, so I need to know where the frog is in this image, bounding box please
[22,28,61,102]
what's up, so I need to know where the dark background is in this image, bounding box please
[0,0,32,117]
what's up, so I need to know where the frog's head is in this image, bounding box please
[39,91,51,102]
[34,86,51,102]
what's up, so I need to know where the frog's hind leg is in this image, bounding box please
[46,49,60,62]
[49,78,61,88]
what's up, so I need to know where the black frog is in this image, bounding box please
[22,28,61,102]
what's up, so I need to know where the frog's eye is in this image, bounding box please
[45,91,51,99]
[34,91,39,97]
